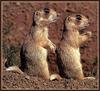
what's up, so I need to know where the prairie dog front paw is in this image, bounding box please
[85,31,92,37]
[50,43,56,53]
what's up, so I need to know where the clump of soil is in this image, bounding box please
[1,1,99,90]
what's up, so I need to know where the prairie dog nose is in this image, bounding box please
[76,15,82,20]
[44,8,50,14]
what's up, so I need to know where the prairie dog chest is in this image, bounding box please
[30,27,49,47]
[66,46,80,56]
[42,27,48,38]
[34,27,49,41]
[40,27,49,41]
[60,44,80,59]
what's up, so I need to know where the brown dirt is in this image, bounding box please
[1,1,99,90]
[2,71,98,90]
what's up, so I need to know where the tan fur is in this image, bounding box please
[57,14,95,80]
[6,8,61,80]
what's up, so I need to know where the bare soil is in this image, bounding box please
[1,1,99,90]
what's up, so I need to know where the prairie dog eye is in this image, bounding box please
[44,8,50,14]
[76,15,82,20]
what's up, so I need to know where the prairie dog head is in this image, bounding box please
[65,14,89,31]
[34,8,59,25]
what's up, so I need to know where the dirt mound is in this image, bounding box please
[1,1,98,90]
[2,71,98,90]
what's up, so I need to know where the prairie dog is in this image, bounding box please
[56,14,95,80]
[6,8,61,80]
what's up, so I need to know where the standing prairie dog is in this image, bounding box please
[56,14,95,80]
[6,8,61,80]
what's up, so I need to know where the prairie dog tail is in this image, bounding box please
[83,77,95,80]
[6,66,30,79]
[50,74,62,81]
[6,66,24,74]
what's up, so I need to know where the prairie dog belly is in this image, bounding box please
[58,45,83,78]
[23,45,48,76]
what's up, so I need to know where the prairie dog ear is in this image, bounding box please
[66,16,72,22]
[34,11,41,16]
[35,11,39,16]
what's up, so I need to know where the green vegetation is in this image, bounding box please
[92,57,98,76]
[3,44,20,67]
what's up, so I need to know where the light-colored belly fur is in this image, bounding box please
[58,44,83,78]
